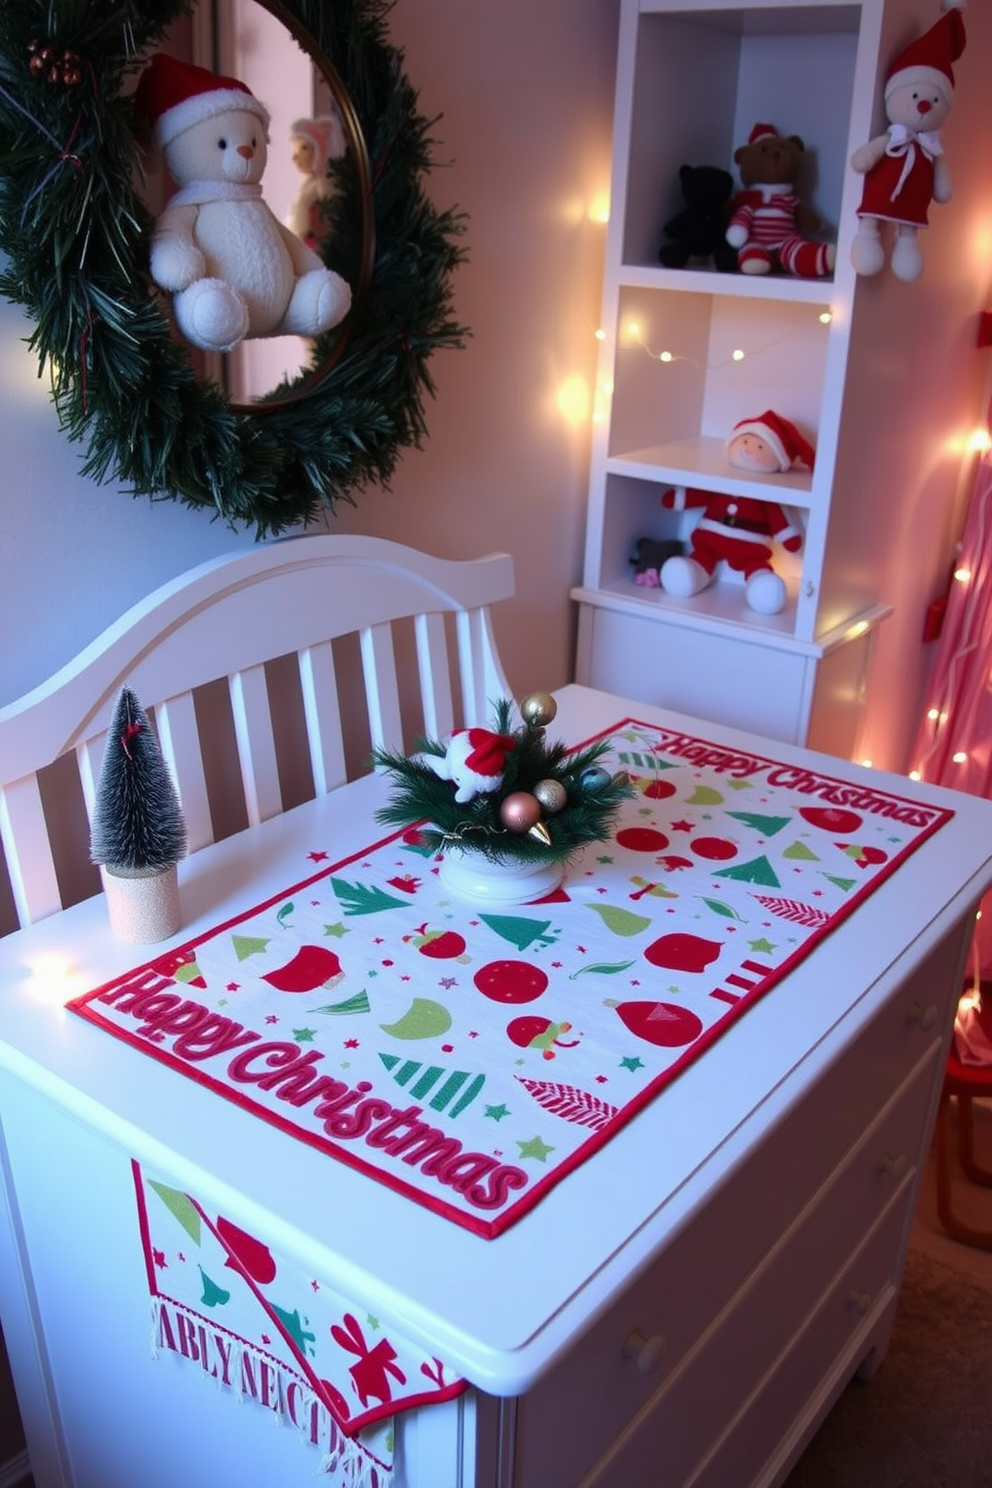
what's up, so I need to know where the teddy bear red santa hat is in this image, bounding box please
[883,0,966,109]
[728,410,816,472]
[133,53,270,150]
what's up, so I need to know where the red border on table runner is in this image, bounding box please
[68,719,954,1239]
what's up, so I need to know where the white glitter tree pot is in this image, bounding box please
[101,863,181,944]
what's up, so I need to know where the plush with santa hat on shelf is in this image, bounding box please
[726,123,835,279]
[132,55,352,354]
[286,110,347,251]
[850,1,966,282]
[659,410,812,615]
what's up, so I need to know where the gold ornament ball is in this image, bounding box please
[520,691,557,727]
[534,778,567,815]
[500,791,543,833]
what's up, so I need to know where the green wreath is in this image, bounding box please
[0,0,466,537]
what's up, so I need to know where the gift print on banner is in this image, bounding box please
[133,1161,466,1485]
[71,721,953,1239]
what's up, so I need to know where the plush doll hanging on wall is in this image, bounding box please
[286,110,347,251]
[726,124,835,278]
[132,55,352,354]
[659,411,813,615]
[849,2,966,282]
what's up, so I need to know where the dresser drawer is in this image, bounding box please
[687,1198,908,1488]
[514,1049,935,1488]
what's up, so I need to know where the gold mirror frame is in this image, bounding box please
[0,0,467,536]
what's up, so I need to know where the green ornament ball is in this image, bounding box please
[520,691,557,727]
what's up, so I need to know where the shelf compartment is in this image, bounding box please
[620,2,861,274]
[608,288,829,470]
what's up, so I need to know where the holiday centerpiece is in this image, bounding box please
[89,686,187,943]
[372,692,635,905]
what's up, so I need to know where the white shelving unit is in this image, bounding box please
[573,0,897,755]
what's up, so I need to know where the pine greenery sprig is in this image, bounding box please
[0,0,467,537]
[90,687,187,871]
[372,699,636,867]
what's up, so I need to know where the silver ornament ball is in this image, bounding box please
[533,778,567,815]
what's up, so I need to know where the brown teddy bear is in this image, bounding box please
[726,123,835,278]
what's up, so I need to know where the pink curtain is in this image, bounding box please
[910,418,992,977]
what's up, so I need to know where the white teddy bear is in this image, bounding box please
[133,55,351,354]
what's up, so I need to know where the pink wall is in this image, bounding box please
[1,0,990,782]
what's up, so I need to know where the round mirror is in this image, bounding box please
[0,0,466,536]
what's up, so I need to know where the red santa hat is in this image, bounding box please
[729,410,816,472]
[132,54,270,150]
[460,729,517,780]
[746,122,780,145]
[884,3,966,108]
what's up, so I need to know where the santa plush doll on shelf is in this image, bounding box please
[659,410,812,616]
[850,1,967,282]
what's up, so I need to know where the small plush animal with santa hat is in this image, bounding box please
[659,410,811,615]
[850,2,966,281]
[726,123,835,278]
[286,110,347,250]
[132,55,351,353]
[414,729,518,804]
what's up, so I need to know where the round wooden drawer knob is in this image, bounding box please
[622,1328,666,1374]
[878,1151,908,1182]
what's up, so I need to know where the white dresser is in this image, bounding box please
[1,686,989,1488]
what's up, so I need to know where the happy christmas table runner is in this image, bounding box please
[70,719,953,1240]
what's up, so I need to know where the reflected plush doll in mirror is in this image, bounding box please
[133,55,352,354]
[287,111,347,251]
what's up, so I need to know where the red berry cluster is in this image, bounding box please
[27,39,83,85]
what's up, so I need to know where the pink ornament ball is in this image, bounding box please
[500,791,542,833]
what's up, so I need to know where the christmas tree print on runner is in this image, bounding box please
[331,877,410,916]
[378,1054,485,1117]
[477,913,560,951]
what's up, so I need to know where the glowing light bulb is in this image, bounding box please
[909,769,922,781]
[626,320,641,341]
[848,620,869,639]
[818,311,832,325]
[594,327,606,342]
[954,566,971,583]
[927,707,940,721]
[556,374,591,426]
[732,349,745,362]
[658,350,673,363]
[860,758,873,769]
[968,427,992,454]
[952,750,968,763]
